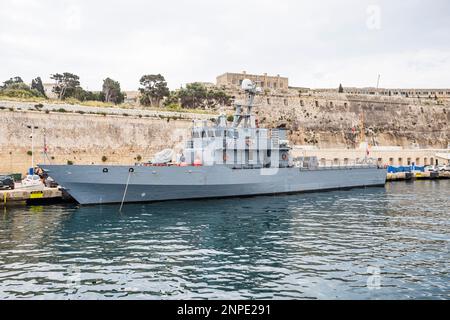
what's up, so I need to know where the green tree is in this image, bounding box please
[102,78,124,104]
[3,76,24,88]
[1,76,43,98]
[206,87,232,108]
[177,83,231,109]
[139,74,170,107]
[163,91,180,107]
[338,83,344,93]
[50,72,80,99]
[31,77,47,98]
[178,83,207,109]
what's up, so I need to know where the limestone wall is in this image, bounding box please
[0,109,192,174]
[1,93,450,175]
[230,91,450,149]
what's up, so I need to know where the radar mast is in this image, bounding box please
[232,79,260,129]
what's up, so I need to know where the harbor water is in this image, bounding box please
[0,180,448,299]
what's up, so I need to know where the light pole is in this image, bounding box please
[27,125,39,174]
[448,143,450,165]
[376,74,381,95]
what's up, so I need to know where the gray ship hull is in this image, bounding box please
[40,164,387,205]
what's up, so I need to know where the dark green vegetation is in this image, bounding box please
[102,78,124,104]
[139,74,170,107]
[2,73,231,110]
[0,76,45,99]
[175,82,232,109]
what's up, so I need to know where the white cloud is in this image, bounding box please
[0,0,449,90]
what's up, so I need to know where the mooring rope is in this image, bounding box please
[119,170,132,212]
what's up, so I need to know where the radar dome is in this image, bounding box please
[241,79,254,91]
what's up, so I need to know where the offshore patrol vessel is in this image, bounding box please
[40,80,386,205]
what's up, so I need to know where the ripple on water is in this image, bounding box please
[0,180,449,299]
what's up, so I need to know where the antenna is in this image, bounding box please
[232,79,260,128]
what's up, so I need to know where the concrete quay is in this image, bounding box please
[387,171,450,181]
[0,187,63,207]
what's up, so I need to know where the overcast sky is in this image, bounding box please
[1,0,449,90]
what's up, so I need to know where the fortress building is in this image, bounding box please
[315,87,450,99]
[216,71,288,91]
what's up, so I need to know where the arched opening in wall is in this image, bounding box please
[300,100,304,107]
[436,159,439,166]
[343,158,349,165]
[407,158,411,166]
[344,102,348,108]
[389,158,394,165]
[430,157,434,165]
[398,158,403,166]
[377,158,383,165]
[416,158,420,165]
[333,158,339,165]
[329,101,333,107]
[320,158,326,166]
[284,99,288,106]
[424,157,428,165]
[315,101,319,107]
[267,98,271,105]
